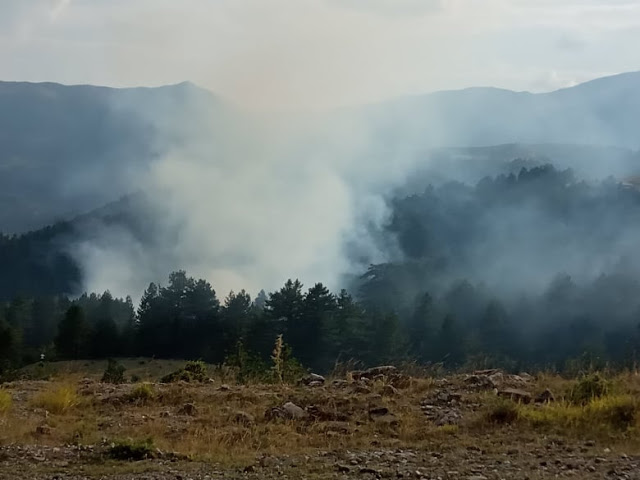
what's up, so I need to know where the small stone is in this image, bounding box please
[283,402,308,420]
[177,403,198,416]
[233,411,255,426]
[382,385,399,396]
[35,425,52,435]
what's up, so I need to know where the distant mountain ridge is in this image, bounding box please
[359,71,640,150]
[1,72,640,234]
[0,80,228,233]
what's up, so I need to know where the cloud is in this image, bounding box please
[327,0,445,16]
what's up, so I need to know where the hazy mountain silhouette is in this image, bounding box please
[1,72,640,234]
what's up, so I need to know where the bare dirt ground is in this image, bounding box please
[2,361,640,479]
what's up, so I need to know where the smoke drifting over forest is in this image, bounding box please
[67,76,640,312]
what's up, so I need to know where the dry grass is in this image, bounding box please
[0,390,11,414]
[3,364,640,464]
[32,384,79,414]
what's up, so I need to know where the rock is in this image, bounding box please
[35,425,52,435]
[318,421,352,434]
[497,388,532,404]
[218,384,230,391]
[349,366,397,382]
[359,467,382,475]
[233,411,255,426]
[389,373,412,389]
[283,402,308,420]
[306,405,350,422]
[369,406,398,426]
[368,406,390,418]
[354,385,372,395]
[464,374,497,390]
[382,385,399,396]
[308,381,324,388]
[535,389,555,403]
[474,368,501,376]
[434,411,462,426]
[300,373,326,386]
[364,366,397,378]
[337,464,351,473]
[177,403,198,416]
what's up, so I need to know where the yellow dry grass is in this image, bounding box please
[2,366,640,465]
[0,390,12,414]
[31,384,79,414]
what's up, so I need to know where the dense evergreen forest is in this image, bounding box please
[3,164,640,376]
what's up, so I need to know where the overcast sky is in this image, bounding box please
[1,0,639,110]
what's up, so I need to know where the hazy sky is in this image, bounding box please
[1,0,639,110]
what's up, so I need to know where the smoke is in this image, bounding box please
[73,87,407,300]
[56,1,640,303]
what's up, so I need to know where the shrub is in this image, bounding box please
[101,359,126,384]
[225,340,270,384]
[33,385,78,414]
[127,383,155,405]
[569,373,609,405]
[130,374,141,383]
[485,399,519,425]
[161,360,208,383]
[109,438,155,461]
[0,390,12,414]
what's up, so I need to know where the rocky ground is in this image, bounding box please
[2,441,640,479]
[1,364,640,479]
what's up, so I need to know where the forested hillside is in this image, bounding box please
[3,164,640,376]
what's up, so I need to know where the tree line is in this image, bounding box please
[2,268,640,377]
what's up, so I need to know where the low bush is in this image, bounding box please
[109,438,155,461]
[101,359,126,384]
[484,398,519,425]
[569,373,609,405]
[127,383,155,404]
[160,360,208,383]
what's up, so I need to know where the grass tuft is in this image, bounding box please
[0,390,12,414]
[32,384,79,414]
[519,394,638,435]
[484,398,519,425]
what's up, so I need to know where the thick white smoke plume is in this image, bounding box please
[74,94,411,299]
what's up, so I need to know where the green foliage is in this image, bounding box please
[101,358,126,384]
[109,438,155,461]
[569,373,609,405]
[160,360,208,383]
[225,340,270,384]
[127,383,155,404]
[54,305,87,359]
